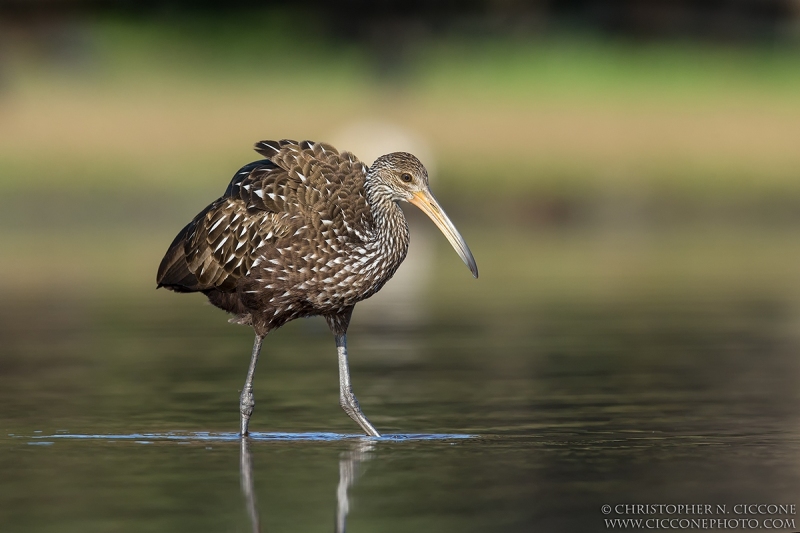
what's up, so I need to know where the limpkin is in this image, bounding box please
[156,139,477,437]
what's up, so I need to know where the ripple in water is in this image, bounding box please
[21,432,475,443]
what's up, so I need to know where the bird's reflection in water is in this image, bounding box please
[238,437,375,533]
[240,437,261,533]
[335,440,374,533]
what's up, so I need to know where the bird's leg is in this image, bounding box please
[335,333,381,437]
[240,333,265,436]
[326,308,381,437]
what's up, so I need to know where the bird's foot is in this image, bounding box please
[340,392,381,437]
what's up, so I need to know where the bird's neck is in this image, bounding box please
[364,180,410,261]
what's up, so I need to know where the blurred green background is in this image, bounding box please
[2,1,800,302]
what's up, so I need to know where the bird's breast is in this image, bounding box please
[243,232,407,315]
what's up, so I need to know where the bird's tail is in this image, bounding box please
[156,222,201,292]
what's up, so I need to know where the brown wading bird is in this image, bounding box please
[156,139,478,437]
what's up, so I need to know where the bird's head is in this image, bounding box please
[369,152,478,279]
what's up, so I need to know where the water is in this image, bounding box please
[2,225,800,531]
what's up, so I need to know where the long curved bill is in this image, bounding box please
[409,190,479,278]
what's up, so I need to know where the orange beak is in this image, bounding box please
[409,190,478,278]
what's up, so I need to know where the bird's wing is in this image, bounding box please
[249,139,374,242]
[248,139,369,216]
[159,140,371,293]
[182,195,289,291]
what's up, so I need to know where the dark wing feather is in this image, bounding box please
[183,198,289,291]
[157,140,371,295]
[156,206,211,292]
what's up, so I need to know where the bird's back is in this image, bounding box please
[156,139,392,330]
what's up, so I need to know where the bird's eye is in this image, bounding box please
[401,173,412,183]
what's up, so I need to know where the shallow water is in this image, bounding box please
[2,225,800,532]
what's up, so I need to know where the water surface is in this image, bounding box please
[2,225,799,532]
